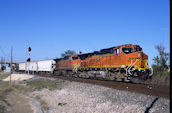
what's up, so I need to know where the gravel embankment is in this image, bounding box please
[32,81,169,113]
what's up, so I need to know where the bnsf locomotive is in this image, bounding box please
[18,44,153,82]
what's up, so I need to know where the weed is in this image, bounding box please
[11,84,30,92]
[58,102,67,106]
[0,76,12,113]
[151,69,170,86]
[26,78,65,91]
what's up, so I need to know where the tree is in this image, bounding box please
[152,44,169,70]
[151,44,170,86]
[61,50,76,58]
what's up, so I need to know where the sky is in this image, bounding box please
[0,0,170,66]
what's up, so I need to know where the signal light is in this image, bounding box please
[27,58,31,62]
[28,47,31,52]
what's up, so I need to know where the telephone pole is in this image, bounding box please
[10,47,12,85]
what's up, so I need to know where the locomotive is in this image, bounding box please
[18,44,153,82]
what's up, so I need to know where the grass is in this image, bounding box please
[151,69,170,86]
[0,73,66,112]
[0,74,12,113]
[0,74,10,81]
[26,78,65,91]
[150,64,170,86]
[26,78,66,111]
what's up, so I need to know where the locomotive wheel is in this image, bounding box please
[105,71,115,80]
[130,71,150,84]
[73,72,79,78]
[124,77,130,82]
[78,72,87,78]
[115,72,125,82]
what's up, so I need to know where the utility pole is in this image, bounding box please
[10,47,12,85]
[25,51,27,74]
[28,54,30,75]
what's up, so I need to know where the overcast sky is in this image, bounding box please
[0,0,170,66]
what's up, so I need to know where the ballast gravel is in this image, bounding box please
[32,81,169,113]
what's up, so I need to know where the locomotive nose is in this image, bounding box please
[139,52,149,69]
[131,52,149,70]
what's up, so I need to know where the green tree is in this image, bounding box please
[151,44,170,85]
[61,50,76,58]
[152,44,170,70]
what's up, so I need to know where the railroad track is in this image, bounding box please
[34,73,169,99]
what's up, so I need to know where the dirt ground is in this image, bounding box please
[0,73,169,113]
[0,74,44,113]
[5,90,33,113]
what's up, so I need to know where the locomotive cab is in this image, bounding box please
[120,44,152,80]
[120,44,148,69]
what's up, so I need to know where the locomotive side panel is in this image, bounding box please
[101,54,112,69]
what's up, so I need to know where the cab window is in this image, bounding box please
[122,48,133,54]
[135,48,142,52]
[72,57,78,60]
[114,48,120,54]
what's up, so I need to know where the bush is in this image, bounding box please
[151,44,170,86]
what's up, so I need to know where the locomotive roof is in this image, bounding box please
[77,44,135,59]
[17,44,137,63]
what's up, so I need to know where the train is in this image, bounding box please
[17,44,153,83]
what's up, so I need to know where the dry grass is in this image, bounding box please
[0,74,10,81]
[151,70,170,86]
[0,74,65,113]
[26,78,65,91]
[0,74,13,113]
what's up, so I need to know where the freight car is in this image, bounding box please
[18,59,56,74]
[18,44,153,83]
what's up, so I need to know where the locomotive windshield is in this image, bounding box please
[72,56,79,60]
[135,48,142,52]
[122,48,133,54]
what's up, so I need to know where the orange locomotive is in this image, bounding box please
[55,44,153,82]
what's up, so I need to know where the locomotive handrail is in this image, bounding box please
[126,59,133,76]
[73,63,80,73]
[128,59,138,75]
[149,67,153,76]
